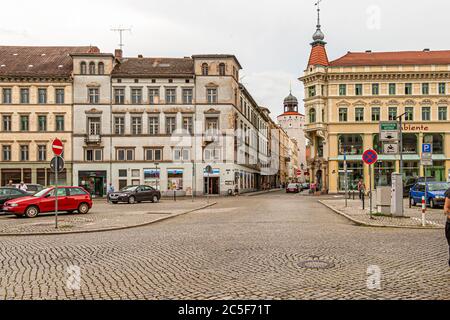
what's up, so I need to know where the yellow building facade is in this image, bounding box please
[300,17,450,193]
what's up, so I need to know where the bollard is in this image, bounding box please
[362,192,365,210]
[409,194,412,209]
[421,196,426,227]
[174,190,176,202]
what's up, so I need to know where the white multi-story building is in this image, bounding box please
[72,50,274,196]
[277,92,307,182]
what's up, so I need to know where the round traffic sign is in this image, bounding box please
[52,138,64,156]
[50,156,65,173]
[296,169,302,176]
[362,149,378,165]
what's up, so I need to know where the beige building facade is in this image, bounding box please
[0,46,95,186]
[300,15,450,193]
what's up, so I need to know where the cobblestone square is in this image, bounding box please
[0,192,448,300]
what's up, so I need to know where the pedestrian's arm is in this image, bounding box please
[445,197,450,219]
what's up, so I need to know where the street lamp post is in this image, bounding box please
[155,163,160,192]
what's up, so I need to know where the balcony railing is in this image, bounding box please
[85,134,102,144]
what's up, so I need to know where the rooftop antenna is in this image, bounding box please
[111,27,132,50]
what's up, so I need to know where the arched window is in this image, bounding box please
[309,108,316,123]
[98,62,105,75]
[339,134,363,155]
[219,63,226,76]
[201,63,209,76]
[80,62,87,75]
[89,62,96,75]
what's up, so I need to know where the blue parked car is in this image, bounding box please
[409,182,450,208]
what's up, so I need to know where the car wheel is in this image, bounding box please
[78,203,90,214]
[152,195,159,203]
[429,199,435,209]
[128,196,136,204]
[25,206,39,218]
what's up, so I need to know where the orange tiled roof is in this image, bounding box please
[329,50,450,67]
[277,111,304,117]
[307,44,329,67]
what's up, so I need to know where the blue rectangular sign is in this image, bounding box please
[422,144,432,154]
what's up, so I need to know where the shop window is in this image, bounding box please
[167,169,183,190]
[404,161,420,181]
[424,161,446,182]
[402,134,418,154]
[339,134,363,155]
[424,134,444,154]
[372,134,382,154]
[338,162,363,191]
[144,169,160,190]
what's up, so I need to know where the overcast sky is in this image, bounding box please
[1,0,448,117]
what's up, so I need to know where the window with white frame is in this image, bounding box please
[173,148,190,161]
[182,88,193,104]
[204,148,221,161]
[131,116,142,135]
[88,88,99,104]
[183,116,193,134]
[131,88,142,104]
[207,88,218,104]
[114,116,125,135]
[148,88,160,104]
[145,148,163,161]
[165,88,176,104]
[86,149,102,161]
[117,148,134,161]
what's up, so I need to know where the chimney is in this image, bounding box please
[365,50,372,53]
[114,49,123,59]
[138,54,143,58]
[423,48,430,52]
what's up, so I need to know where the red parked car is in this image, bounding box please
[3,187,92,218]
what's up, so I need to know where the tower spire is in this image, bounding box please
[307,0,329,67]
[312,0,325,45]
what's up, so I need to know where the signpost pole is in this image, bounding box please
[344,150,348,208]
[369,163,373,219]
[398,116,404,216]
[55,157,58,229]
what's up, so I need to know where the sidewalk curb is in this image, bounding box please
[243,189,283,197]
[318,200,444,230]
[0,202,218,237]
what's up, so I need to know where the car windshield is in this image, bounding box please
[33,188,52,197]
[288,184,297,188]
[120,186,138,192]
[428,183,450,192]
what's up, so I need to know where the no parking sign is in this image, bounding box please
[362,149,378,165]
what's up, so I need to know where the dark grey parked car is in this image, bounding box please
[108,185,161,204]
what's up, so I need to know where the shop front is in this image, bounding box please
[204,168,220,195]
[338,161,363,191]
[374,161,395,187]
[78,171,107,198]
[167,169,184,191]
[425,161,446,182]
[144,168,160,190]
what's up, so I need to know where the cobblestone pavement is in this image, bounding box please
[321,197,446,228]
[0,199,212,235]
[0,192,448,300]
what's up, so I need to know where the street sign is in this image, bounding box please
[362,149,378,165]
[296,169,302,176]
[421,158,433,166]
[421,143,433,167]
[422,143,432,154]
[50,156,65,173]
[52,138,64,156]
[380,122,400,142]
[383,142,399,155]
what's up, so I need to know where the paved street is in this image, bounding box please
[0,191,448,300]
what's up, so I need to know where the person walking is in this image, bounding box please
[357,179,364,200]
[444,187,450,268]
[107,183,115,204]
